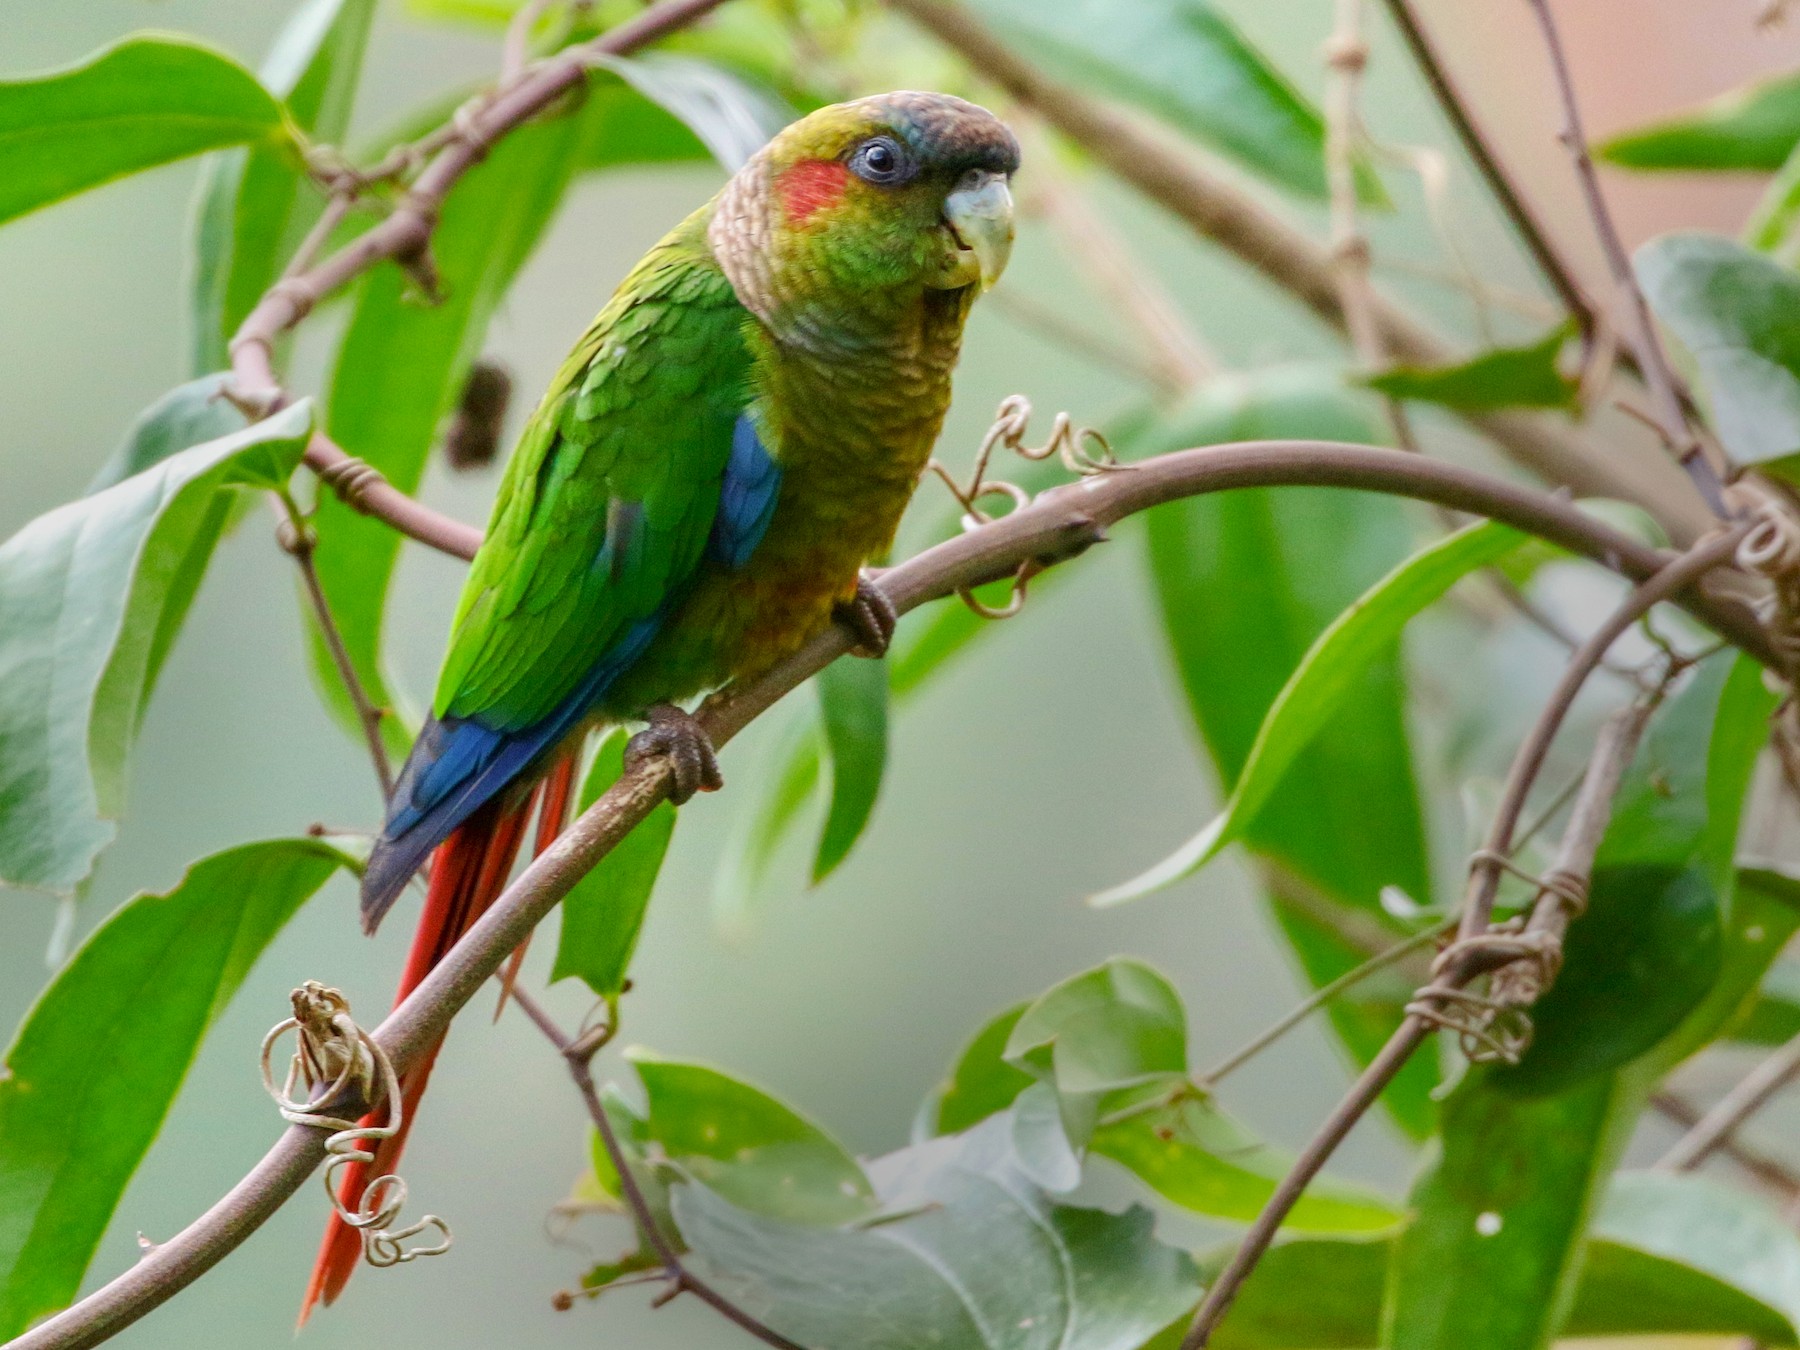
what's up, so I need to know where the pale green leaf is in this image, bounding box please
[0,403,313,893]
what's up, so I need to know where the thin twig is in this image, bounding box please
[272,496,394,797]
[886,0,1717,541]
[1652,1091,1800,1198]
[1377,0,1589,326]
[502,0,557,82]
[1323,0,1382,369]
[1521,0,1729,516]
[505,986,806,1350]
[1658,1031,1800,1172]
[13,441,1770,1350]
[1181,530,1742,1348]
[1200,917,1454,1087]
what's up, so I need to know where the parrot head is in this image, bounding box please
[708,91,1020,340]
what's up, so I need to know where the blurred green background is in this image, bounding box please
[1,1,1792,1346]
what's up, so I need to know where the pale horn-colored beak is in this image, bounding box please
[942,169,1014,292]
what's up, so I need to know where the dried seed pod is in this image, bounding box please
[443,358,514,471]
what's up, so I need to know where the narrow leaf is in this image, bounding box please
[966,0,1361,202]
[1600,70,1800,172]
[1200,1215,1800,1349]
[0,36,285,229]
[711,712,821,931]
[1363,322,1577,413]
[1095,518,1521,907]
[190,0,378,372]
[1494,866,1722,1097]
[0,837,359,1337]
[1126,368,1438,1134]
[585,53,792,171]
[1383,1072,1631,1350]
[0,404,313,893]
[812,658,889,884]
[550,731,675,998]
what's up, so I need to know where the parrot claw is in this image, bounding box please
[626,704,723,804]
[835,575,897,658]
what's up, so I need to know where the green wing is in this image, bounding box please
[434,212,753,731]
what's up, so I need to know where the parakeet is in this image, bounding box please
[302,90,1018,1315]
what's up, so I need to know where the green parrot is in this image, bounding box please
[303,90,1018,1313]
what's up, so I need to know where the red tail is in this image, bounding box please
[299,791,536,1323]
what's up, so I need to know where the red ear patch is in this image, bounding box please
[777,159,849,227]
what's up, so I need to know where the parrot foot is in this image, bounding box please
[834,574,897,658]
[626,704,723,804]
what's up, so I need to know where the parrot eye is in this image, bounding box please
[849,136,911,185]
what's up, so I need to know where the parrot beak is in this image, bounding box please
[938,170,1014,292]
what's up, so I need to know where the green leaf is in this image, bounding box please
[1494,865,1722,1097]
[1096,518,1520,907]
[577,77,711,171]
[1004,958,1187,1097]
[673,1114,1199,1350]
[1599,69,1800,172]
[0,837,359,1337]
[712,711,821,931]
[550,731,675,999]
[1120,368,1439,1134]
[1383,1072,1633,1350]
[1090,1098,1399,1233]
[0,404,313,894]
[812,657,889,884]
[931,1004,1036,1136]
[1363,323,1578,413]
[1680,863,1800,1058]
[624,1051,875,1224]
[1733,947,1800,1044]
[1198,1196,1800,1349]
[1589,1170,1800,1339]
[0,36,285,230]
[1599,652,1772,884]
[313,105,587,755]
[965,0,1360,202]
[87,374,246,494]
[927,987,1398,1233]
[1637,231,1800,472]
[190,0,378,373]
[585,53,792,171]
[1747,137,1800,256]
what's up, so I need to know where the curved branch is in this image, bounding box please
[11,440,1768,1350]
[226,0,732,564]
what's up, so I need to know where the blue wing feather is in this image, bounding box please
[708,414,783,571]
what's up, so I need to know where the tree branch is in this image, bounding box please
[885,0,1717,541]
[11,441,1768,1350]
[225,0,734,564]
[1521,0,1728,515]
[1180,529,1742,1348]
[505,986,807,1350]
